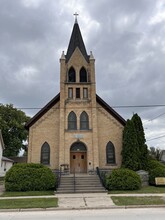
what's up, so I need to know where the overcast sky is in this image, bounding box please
[1,0,165,150]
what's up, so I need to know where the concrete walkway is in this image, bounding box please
[110,193,165,197]
[56,193,115,209]
[1,183,165,210]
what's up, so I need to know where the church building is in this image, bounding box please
[25,17,126,174]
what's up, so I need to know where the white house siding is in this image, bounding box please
[0,131,13,177]
[0,157,13,177]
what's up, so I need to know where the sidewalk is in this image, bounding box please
[0,191,115,209]
[0,183,165,210]
[57,193,115,209]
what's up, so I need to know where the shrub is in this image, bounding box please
[148,160,165,171]
[149,167,165,185]
[106,168,141,190]
[5,163,56,191]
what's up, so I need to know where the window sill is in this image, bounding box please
[65,82,91,84]
[65,129,92,132]
[105,163,117,166]
[65,98,91,103]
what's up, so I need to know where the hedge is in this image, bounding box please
[148,160,165,171]
[106,168,141,190]
[5,163,56,191]
[149,167,165,185]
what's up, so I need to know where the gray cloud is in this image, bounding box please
[1,0,165,149]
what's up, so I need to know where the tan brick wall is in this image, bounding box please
[97,103,124,169]
[28,103,60,170]
[58,47,100,170]
[28,47,124,172]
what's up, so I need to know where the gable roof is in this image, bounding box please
[25,93,60,130]
[96,95,126,126]
[25,93,125,130]
[65,21,89,63]
[2,156,14,162]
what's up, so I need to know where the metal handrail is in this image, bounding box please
[57,166,62,188]
[73,169,76,193]
[96,167,107,189]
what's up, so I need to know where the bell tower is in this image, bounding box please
[59,15,99,172]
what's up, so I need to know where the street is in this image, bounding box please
[0,208,165,220]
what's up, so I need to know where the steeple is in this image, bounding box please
[65,16,89,63]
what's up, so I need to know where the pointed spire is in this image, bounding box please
[60,51,65,60]
[65,15,89,63]
[90,51,95,60]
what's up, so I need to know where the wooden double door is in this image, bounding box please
[70,152,87,173]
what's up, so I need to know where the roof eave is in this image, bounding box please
[25,93,60,130]
[96,94,126,126]
[0,130,5,150]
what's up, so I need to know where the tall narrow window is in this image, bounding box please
[80,111,89,130]
[68,67,76,82]
[76,88,80,98]
[106,142,116,164]
[41,142,50,165]
[80,67,87,82]
[83,88,88,99]
[68,111,77,130]
[68,88,73,99]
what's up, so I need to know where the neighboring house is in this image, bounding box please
[0,130,13,177]
[9,156,27,164]
[160,150,165,162]
[25,18,126,174]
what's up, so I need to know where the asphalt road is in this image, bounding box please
[0,208,165,220]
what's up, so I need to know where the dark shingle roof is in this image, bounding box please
[65,22,89,63]
[25,93,125,130]
[96,94,126,126]
[25,93,60,130]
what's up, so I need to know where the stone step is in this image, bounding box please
[60,180,101,184]
[56,189,107,194]
[57,174,106,194]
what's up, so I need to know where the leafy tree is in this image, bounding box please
[148,147,161,161]
[0,104,30,157]
[121,119,140,171]
[131,113,149,170]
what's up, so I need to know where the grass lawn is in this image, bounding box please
[111,196,165,206]
[0,198,58,209]
[109,186,165,194]
[1,191,55,197]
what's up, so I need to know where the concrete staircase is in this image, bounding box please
[56,174,107,193]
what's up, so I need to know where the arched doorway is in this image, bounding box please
[70,142,87,173]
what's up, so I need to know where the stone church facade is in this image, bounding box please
[25,19,125,173]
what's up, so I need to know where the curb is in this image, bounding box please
[0,205,165,212]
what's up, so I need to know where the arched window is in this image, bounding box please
[41,142,50,165]
[68,111,77,130]
[80,67,87,82]
[70,142,87,152]
[80,111,89,130]
[68,67,76,82]
[106,142,116,164]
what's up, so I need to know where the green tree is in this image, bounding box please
[149,147,161,161]
[0,104,30,157]
[121,119,140,171]
[131,113,149,170]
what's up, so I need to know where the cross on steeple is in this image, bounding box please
[73,12,79,23]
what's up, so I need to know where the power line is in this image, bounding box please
[143,112,165,124]
[147,134,165,142]
[16,104,165,110]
